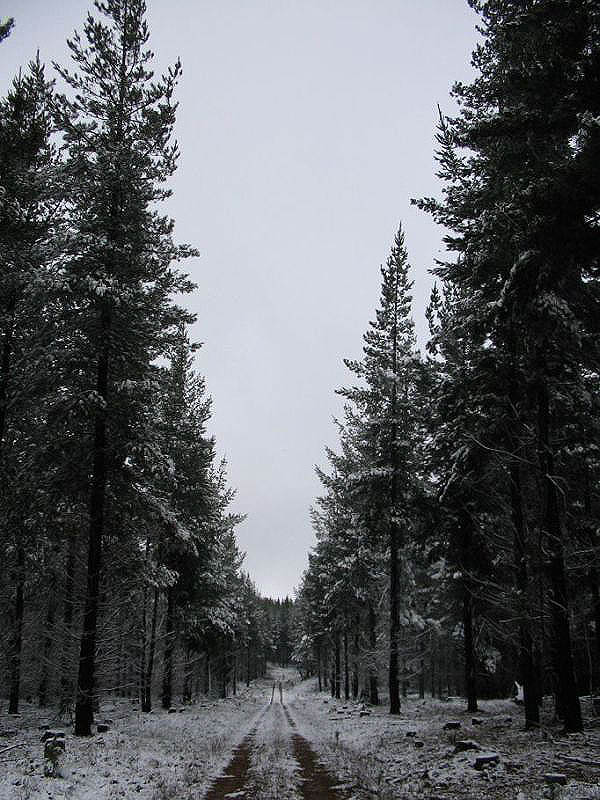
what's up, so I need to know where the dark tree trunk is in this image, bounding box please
[368,601,379,705]
[463,584,477,712]
[317,643,322,693]
[0,290,16,457]
[538,383,582,732]
[204,653,211,696]
[510,464,539,728]
[389,521,400,714]
[8,545,25,714]
[38,586,56,708]
[60,531,77,713]
[246,644,251,688]
[141,587,159,712]
[161,587,175,709]
[343,631,350,701]
[334,633,341,699]
[430,632,436,699]
[418,635,425,699]
[352,629,360,700]
[459,512,477,713]
[75,304,110,736]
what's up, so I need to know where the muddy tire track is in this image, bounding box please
[204,701,347,799]
[283,704,348,800]
[203,710,266,800]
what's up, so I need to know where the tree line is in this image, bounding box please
[293,0,600,734]
[0,0,284,735]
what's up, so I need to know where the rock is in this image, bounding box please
[504,716,513,724]
[168,707,177,714]
[454,739,481,753]
[359,710,370,717]
[96,723,109,733]
[472,718,483,726]
[415,741,425,748]
[544,774,567,786]
[405,731,417,738]
[41,729,65,743]
[474,752,500,770]
[178,707,186,713]
[443,721,461,731]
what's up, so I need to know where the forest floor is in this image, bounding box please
[1,669,600,799]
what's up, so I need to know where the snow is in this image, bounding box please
[2,674,600,799]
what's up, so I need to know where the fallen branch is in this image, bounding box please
[0,742,25,756]
[555,753,600,768]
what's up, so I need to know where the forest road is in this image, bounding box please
[203,698,348,800]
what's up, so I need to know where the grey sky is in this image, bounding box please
[1,0,478,599]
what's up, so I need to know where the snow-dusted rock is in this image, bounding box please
[474,752,499,770]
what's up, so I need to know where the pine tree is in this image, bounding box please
[415,0,600,732]
[0,58,64,714]
[54,0,196,735]
[338,224,420,714]
[0,17,13,44]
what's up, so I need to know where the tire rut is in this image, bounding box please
[203,701,347,799]
[203,711,264,800]
[283,704,348,800]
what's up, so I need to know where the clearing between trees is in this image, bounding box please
[2,667,600,799]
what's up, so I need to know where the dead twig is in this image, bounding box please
[555,753,600,768]
[0,742,26,756]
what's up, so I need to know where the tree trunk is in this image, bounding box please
[161,587,175,709]
[510,463,539,728]
[368,601,379,705]
[352,629,360,700]
[0,289,16,458]
[389,519,401,714]
[430,631,436,699]
[334,633,341,699]
[75,304,110,736]
[538,383,582,732]
[317,643,322,693]
[343,630,350,701]
[60,530,76,713]
[38,586,56,708]
[460,512,478,713]
[8,545,25,714]
[142,587,159,712]
[419,635,425,700]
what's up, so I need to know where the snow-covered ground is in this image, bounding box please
[287,682,600,800]
[1,672,600,799]
[0,688,265,799]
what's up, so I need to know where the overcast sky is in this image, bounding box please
[1,0,479,599]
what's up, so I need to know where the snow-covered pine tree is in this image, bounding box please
[0,17,13,44]
[338,224,420,714]
[0,58,65,714]
[54,0,196,735]
[416,0,600,732]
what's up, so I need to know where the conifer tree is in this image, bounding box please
[0,58,64,714]
[416,0,600,732]
[339,224,420,714]
[54,0,196,735]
